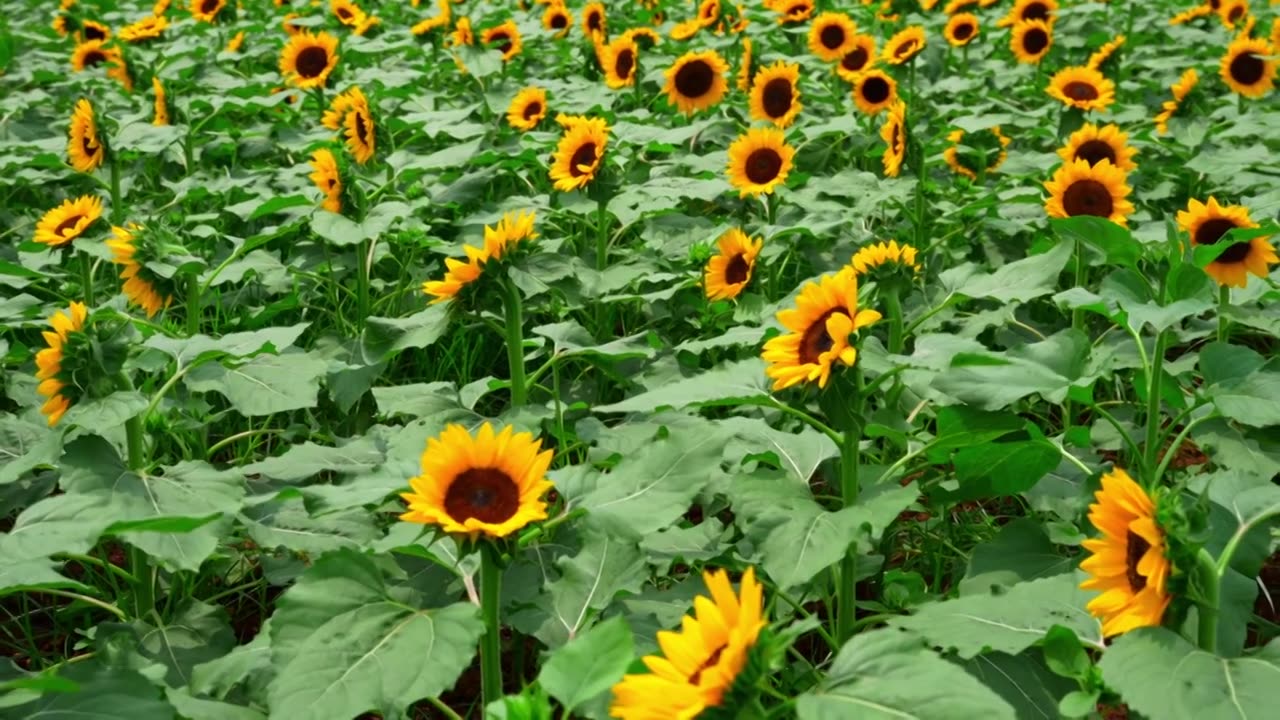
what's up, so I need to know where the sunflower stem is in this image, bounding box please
[835,366,863,645]
[356,239,371,329]
[594,198,610,335]
[108,153,122,225]
[185,273,200,336]
[478,543,504,705]
[884,288,904,354]
[502,278,528,408]
[122,381,153,618]
[1142,330,1168,483]
[1216,285,1230,343]
[1194,548,1219,653]
[78,251,95,305]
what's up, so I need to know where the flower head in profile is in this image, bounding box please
[107,223,174,318]
[762,267,881,391]
[704,228,763,301]
[851,240,921,282]
[507,87,548,131]
[119,15,169,43]
[412,0,452,35]
[152,76,169,126]
[1177,197,1277,288]
[880,100,907,178]
[34,196,102,247]
[549,117,609,192]
[35,302,90,426]
[883,26,926,65]
[1046,65,1115,112]
[322,86,376,164]
[67,98,105,174]
[610,568,767,720]
[1087,34,1125,70]
[308,149,343,213]
[1154,68,1198,135]
[400,423,554,539]
[1080,468,1171,637]
[423,212,538,303]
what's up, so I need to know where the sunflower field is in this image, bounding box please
[2,0,1280,717]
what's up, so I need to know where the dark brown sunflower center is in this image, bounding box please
[336,7,352,20]
[354,110,370,143]
[841,47,869,72]
[890,122,903,154]
[1229,52,1265,85]
[953,22,975,41]
[55,215,85,236]
[724,254,750,285]
[1022,27,1049,55]
[1074,139,1115,166]
[799,310,843,364]
[616,48,635,78]
[1062,179,1114,218]
[1194,218,1251,263]
[445,468,520,525]
[674,59,715,98]
[83,24,107,41]
[744,147,782,185]
[295,46,330,78]
[82,50,108,68]
[688,645,726,685]
[522,101,543,120]
[551,13,567,29]
[1023,2,1050,21]
[1125,530,1150,592]
[862,76,890,104]
[587,13,602,32]
[1062,81,1099,101]
[81,132,97,157]
[761,78,793,118]
[820,24,845,50]
[490,31,512,54]
[1228,6,1243,21]
[569,142,597,176]
[894,39,919,59]
[1209,0,1221,9]
[201,0,219,13]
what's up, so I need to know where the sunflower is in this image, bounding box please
[400,423,554,539]
[697,0,722,27]
[670,18,703,41]
[190,0,226,23]
[762,267,880,390]
[342,91,375,165]
[880,101,907,177]
[1177,197,1277,288]
[107,224,172,318]
[479,20,522,62]
[412,0,451,35]
[154,0,171,13]
[1154,68,1198,135]
[1010,19,1053,64]
[1087,34,1125,70]
[944,12,979,47]
[883,26,926,65]
[225,31,245,53]
[1170,5,1213,25]
[542,3,571,37]
[704,228,763,301]
[119,15,169,43]
[749,61,802,128]
[851,240,921,278]
[1058,123,1137,172]
[1046,65,1115,112]
[622,26,661,48]
[1079,468,1172,638]
[67,98,105,174]
[78,19,110,42]
[808,12,858,62]
[852,69,897,116]
[944,0,980,12]
[549,116,609,192]
[996,0,1057,28]
[450,17,473,46]
[943,126,1011,180]
[1219,35,1275,99]
[35,302,90,427]
[70,40,117,72]
[1219,0,1248,29]
[834,35,876,82]
[602,36,639,89]
[664,50,730,115]
[152,76,169,126]
[34,195,102,247]
[308,149,343,213]
[737,36,753,91]
[507,86,548,131]
[582,1,606,40]
[331,0,365,27]
[280,31,339,89]
[774,0,814,24]
[726,128,795,197]
[1044,159,1134,227]
[610,568,766,720]
[423,244,488,303]
[481,210,539,262]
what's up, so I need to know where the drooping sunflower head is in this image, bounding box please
[400,423,555,539]
[450,16,474,46]
[280,31,340,89]
[851,240,922,286]
[1087,34,1125,71]
[704,228,763,301]
[762,267,881,391]
[1219,35,1276,99]
[1176,197,1278,288]
[602,36,639,89]
[191,0,227,23]
[808,11,858,61]
[1046,65,1115,112]
[70,39,118,73]
[411,0,451,35]
[341,90,375,165]
[1218,0,1248,29]
[481,210,539,262]
[67,98,105,174]
[883,25,927,65]
[1058,123,1137,172]
[852,68,897,116]
[1154,68,1199,135]
[482,19,523,62]
[34,195,103,248]
[1169,4,1214,25]
[664,49,730,115]
[119,15,169,43]
[1043,158,1134,227]
[749,60,803,128]
[736,36,754,91]
[308,148,343,213]
[997,0,1057,27]
[225,31,245,54]
[944,13,980,47]
[834,34,876,82]
[582,1,606,40]
[611,567,767,719]
[1079,468,1172,638]
[542,3,572,37]
[774,0,815,25]
[726,127,795,198]
[35,302,91,426]
[330,0,365,27]
[670,18,703,41]
[621,26,661,49]
[107,223,175,318]
[879,100,908,178]
[1010,19,1053,64]
[506,86,548,131]
[77,19,111,43]
[943,126,1011,181]
[549,116,610,192]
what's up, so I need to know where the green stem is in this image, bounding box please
[502,280,528,408]
[108,154,122,224]
[883,289,904,354]
[835,368,863,645]
[27,588,127,621]
[356,239,371,329]
[123,400,153,618]
[185,273,200,336]
[479,544,504,706]
[1195,548,1219,653]
[594,199,610,334]
[1217,285,1230,343]
[1065,237,1086,431]
[79,251,94,305]
[1142,331,1168,481]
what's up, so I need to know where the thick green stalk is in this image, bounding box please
[79,251,94,305]
[108,155,122,224]
[185,274,200,336]
[479,545,504,705]
[1195,548,1219,653]
[884,289,904,355]
[356,239,371,329]
[1064,238,1086,432]
[502,280,528,407]
[835,367,864,644]
[1217,285,1230,343]
[123,407,152,617]
[912,137,926,250]
[1143,331,1168,481]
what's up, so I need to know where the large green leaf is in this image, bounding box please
[932,331,1088,410]
[184,351,328,416]
[538,616,634,715]
[959,519,1075,596]
[534,528,647,648]
[947,240,1072,303]
[595,359,771,413]
[1098,628,1280,720]
[0,492,110,592]
[0,661,174,720]
[0,415,60,486]
[721,417,839,485]
[935,440,1061,504]
[95,601,236,689]
[797,629,1017,719]
[962,651,1077,720]
[143,324,309,364]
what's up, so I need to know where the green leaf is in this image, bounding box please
[1050,216,1141,269]
[721,417,838,484]
[1041,625,1090,680]
[0,661,174,720]
[1098,628,1280,720]
[928,407,1026,457]
[190,627,271,701]
[241,496,379,555]
[361,305,451,360]
[534,528,647,647]
[797,629,1017,720]
[950,240,1072,303]
[164,689,266,720]
[1204,370,1280,428]
[932,330,1087,410]
[0,416,61,486]
[959,518,1074,595]
[143,324,309,364]
[538,616,635,714]
[889,573,1102,659]
[184,351,327,416]
[61,391,148,429]
[962,651,1077,720]
[1199,342,1266,386]
[595,359,771,413]
[935,440,1061,504]
[532,321,656,361]
[95,601,236,689]
[241,437,385,483]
